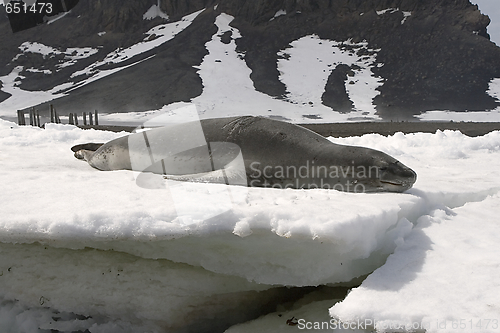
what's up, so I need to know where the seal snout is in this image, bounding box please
[379,161,417,192]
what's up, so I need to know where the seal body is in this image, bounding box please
[72,116,417,193]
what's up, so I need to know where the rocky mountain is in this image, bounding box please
[0,0,499,121]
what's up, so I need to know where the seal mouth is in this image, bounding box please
[380,180,405,186]
[378,162,417,191]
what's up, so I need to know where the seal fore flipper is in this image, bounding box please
[164,165,247,186]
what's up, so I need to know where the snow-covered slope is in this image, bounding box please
[0,9,203,117]
[1,0,499,121]
[0,10,388,123]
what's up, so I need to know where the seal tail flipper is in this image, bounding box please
[71,143,104,152]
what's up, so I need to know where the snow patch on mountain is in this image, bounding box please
[13,42,98,69]
[278,35,383,116]
[376,8,398,15]
[401,11,412,24]
[0,66,66,112]
[487,77,500,100]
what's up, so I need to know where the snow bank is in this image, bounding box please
[0,119,417,286]
[225,288,364,333]
[331,194,500,333]
[1,119,500,332]
[224,130,500,332]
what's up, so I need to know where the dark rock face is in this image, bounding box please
[322,64,356,113]
[0,0,499,120]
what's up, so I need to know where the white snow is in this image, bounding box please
[331,195,500,333]
[97,102,196,125]
[488,77,500,100]
[1,113,500,331]
[401,11,411,25]
[46,11,71,25]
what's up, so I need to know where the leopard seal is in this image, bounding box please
[71,116,417,192]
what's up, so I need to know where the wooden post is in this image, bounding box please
[17,110,25,125]
[94,110,99,125]
[54,106,60,124]
[29,109,34,126]
[74,113,79,126]
[36,110,40,127]
[89,112,93,126]
[69,113,74,125]
[50,105,54,123]
[83,112,87,125]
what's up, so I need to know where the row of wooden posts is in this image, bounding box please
[17,105,99,127]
